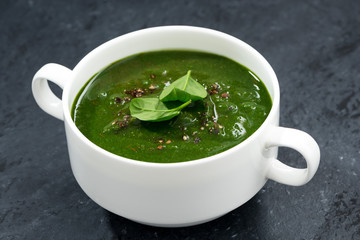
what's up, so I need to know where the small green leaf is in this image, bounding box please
[130,98,191,122]
[160,70,207,102]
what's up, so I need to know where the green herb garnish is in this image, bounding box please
[129,71,207,122]
[160,70,207,102]
[130,98,191,122]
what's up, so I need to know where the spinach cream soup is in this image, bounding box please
[72,51,272,163]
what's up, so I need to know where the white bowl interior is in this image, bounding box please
[65,27,279,115]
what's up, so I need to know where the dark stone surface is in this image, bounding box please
[1,0,359,239]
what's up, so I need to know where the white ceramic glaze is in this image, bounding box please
[32,26,320,227]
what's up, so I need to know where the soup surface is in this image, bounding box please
[72,50,272,163]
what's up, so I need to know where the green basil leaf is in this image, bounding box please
[159,70,207,102]
[130,98,191,122]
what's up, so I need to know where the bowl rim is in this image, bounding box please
[62,25,280,168]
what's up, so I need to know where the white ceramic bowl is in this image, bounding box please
[32,26,320,227]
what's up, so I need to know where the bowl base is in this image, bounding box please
[133,214,225,228]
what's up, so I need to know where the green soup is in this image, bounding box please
[72,50,272,163]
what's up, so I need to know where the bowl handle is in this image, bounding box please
[32,63,72,120]
[265,126,320,186]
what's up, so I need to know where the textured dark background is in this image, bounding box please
[1,0,359,239]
